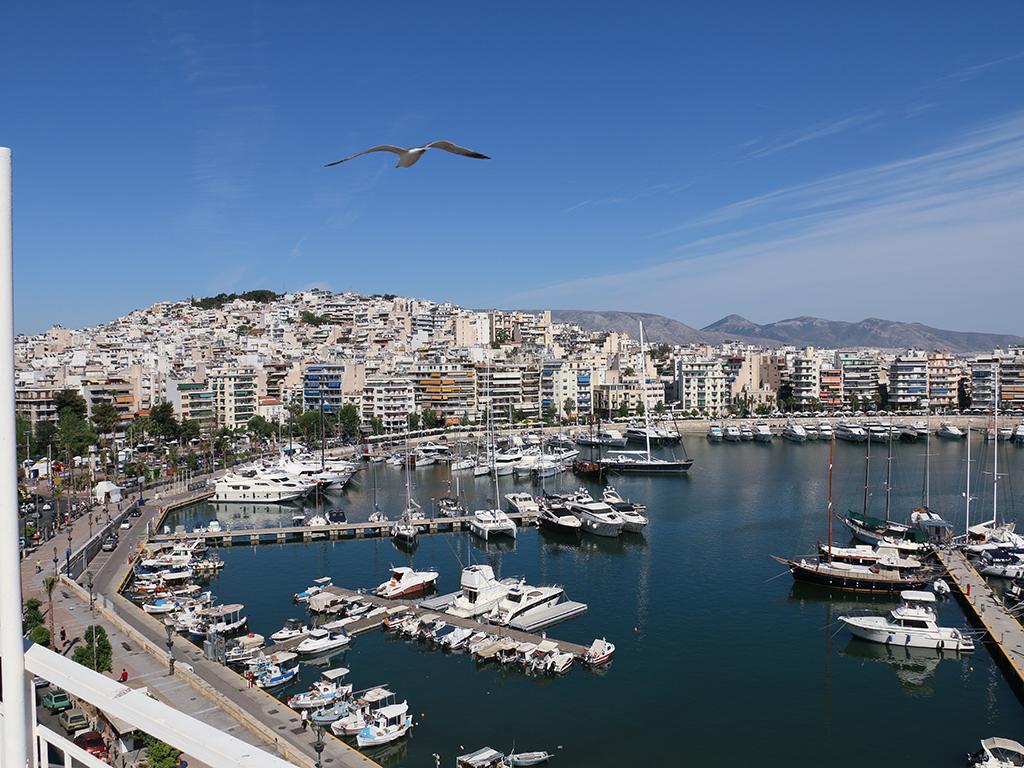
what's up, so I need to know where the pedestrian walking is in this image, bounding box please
[59,626,67,645]
[119,668,128,683]
[301,709,308,731]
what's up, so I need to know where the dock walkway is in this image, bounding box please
[936,548,1024,686]
[150,512,537,545]
[267,586,591,659]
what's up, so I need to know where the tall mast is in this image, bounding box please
[862,433,871,518]
[639,321,652,462]
[992,372,999,526]
[884,419,892,523]
[826,437,834,561]
[924,412,931,508]
[965,422,971,536]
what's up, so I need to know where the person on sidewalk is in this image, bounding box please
[59,626,67,645]
[119,668,128,683]
[300,709,308,731]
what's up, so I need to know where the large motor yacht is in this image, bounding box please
[839,591,975,651]
[446,565,515,619]
[213,474,308,503]
[375,566,439,599]
[488,582,564,626]
[567,499,624,537]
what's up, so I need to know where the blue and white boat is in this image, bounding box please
[355,701,413,748]
[287,668,351,709]
[294,576,333,604]
[311,699,350,726]
[256,663,299,689]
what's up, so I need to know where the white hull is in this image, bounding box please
[842,619,973,651]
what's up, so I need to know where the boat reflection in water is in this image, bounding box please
[840,638,966,695]
[208,502,297,529]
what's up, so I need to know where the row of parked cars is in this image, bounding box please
[39,686,108,760]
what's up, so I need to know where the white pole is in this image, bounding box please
[0,146,31,768]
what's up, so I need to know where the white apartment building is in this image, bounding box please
[673,358,728,415]
[790,349,821,408]
[208,365,259,430]
[362,376,415,432]
[888,352,929,410]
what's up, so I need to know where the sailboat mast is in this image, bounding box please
[862,434,870,517]
[965,422,971,536]
[827,437,834,562]
[884,420,892,523]
[924,413,931,508]
[639,321,652,462]
[992,374,999,526]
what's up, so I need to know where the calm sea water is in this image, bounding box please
[167,437,1024,767]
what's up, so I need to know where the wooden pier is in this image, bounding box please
[266,585,591,660]
[150,512,538,546]
[936,548,1024,688]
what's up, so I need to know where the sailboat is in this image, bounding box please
[470,381,517,540]
[390,446,419,546]
[965,386,1023,552]
[368,462,388,523]
[772,438,933,593]
[599,321,693,474]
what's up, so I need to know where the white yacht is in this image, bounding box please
[707,425,723,442]
[469,509,517,540]
[782,423,807,443]
[489,582,564,626]
[723,425,742,442]
[446,564,514,619]
[213,474,307,503]
[601,487,648,533]
[937,422,965,439]
[295,628,351,656]
[753,423,773,442]
[835,422,867,442]
[505,492,539,516]
[576,428,628,447]
[968,737,1024,767]
[740,426,754,441]
[804,424,819,440]
[567,499,624,537]
[817,421,834,440]
[839,591,974,651]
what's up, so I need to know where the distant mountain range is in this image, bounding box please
[547,310,1023,354]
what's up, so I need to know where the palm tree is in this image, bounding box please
[43,575,57,644]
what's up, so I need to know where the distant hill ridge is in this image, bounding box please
[547,310,1023,354]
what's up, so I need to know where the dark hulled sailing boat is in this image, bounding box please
[772,438,932,593]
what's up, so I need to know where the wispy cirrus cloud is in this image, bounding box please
[564,181,692,214]
[510,111,1024,333]
[742,110,883,160]
[943,51,1024,83]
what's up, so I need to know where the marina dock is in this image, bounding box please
[266,585,592,660]
[150,512,538,545]
[936,548,1024,689]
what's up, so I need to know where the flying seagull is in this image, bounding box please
[324,140,490,169]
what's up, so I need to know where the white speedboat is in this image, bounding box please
[707,425,723,442]
[835,422,867,442]
[839,591,974,651]
[296,628,351,656]
[723,425,742,442]
[450,458,475,471]
[538,503,583,535]
[446,565,515,619]
[294,577,333,604]
[753,423,774,442]
[740,426,754,441]
[567,500,624,537]
[469,509,517,540]
[505,493,539,516]
[817,422,834,440]
[600,487,647,533]
[355,702,413,748]
[270,618,310,642]
[489,582,563,626]
[376,566,439,599]
[583,637,615,666]
[968,737,1024,767]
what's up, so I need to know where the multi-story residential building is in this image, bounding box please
[404,362,476,424]
[1000,352,1024,409]
[927,353,959,410]
[302,363,346,414]
[819,368,843,407]
[541,360,593,419]
[209,366,258,430]
[790,349,821,408]
[166,380,217,434]
[362,376,415,432]
[82,378,136,428]
[15,385,59,427]
[889,352,929,410]
[257,396,285,425]
[970,355,1000,410]
[593,381,645,417]
[837,353,880,409]
[673,358,728,415]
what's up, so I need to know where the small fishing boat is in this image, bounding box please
[310,699,350,726]
[355,701,413,748]
[255,662,298,689]
[224,633,265,665]
[376,566,439,599]
[296,628,351,656]
[287,668,352,709]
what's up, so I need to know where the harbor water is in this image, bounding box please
[166,437,1024,766]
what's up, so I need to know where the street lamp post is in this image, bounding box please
[52,545,58,580]
[165,620,175,676]
[85,570,96,670]
[88,512,93,542]
[313,724,325,768]
[65,526,72,576]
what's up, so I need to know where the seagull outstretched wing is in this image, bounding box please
[324,145,405,167]
[424,140,490,160]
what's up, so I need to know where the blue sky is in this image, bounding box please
[3,2,1023,334]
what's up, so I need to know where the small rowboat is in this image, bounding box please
[504,752,551,767]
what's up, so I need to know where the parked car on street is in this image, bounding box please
[41,690,72,713]
[58,708,89,733]
[73,731,108,759]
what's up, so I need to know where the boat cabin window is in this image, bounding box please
[897,618,930,629]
